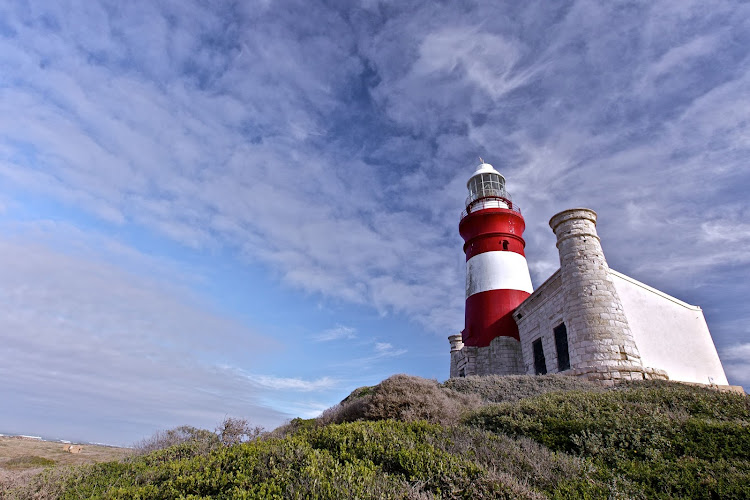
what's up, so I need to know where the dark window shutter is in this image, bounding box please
[554,323,570,371]
[533,338,547,375]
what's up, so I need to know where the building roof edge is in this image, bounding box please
[609,269,702,311]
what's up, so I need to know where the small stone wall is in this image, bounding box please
[570,365,669,387]
[449,335,524,377]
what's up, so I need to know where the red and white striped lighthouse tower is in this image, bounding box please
[459,161,533,347]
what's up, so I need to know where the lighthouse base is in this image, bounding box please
[450,335,524,378]
[569,365,669,386]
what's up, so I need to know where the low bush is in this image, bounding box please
[319,374,482,426]
[443,374,602,403]
[132,425,220,456]
[465,382,750,460]
[215,416,265,446]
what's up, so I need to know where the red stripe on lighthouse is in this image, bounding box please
[464,289,531,346]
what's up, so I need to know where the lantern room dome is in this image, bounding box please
[467,163,505,188]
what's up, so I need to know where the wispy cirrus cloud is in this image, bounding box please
[374,342,408,358]
[247,375,338,392]
[3,0,748,337]
[314,325,357,342]
[718,343,750,390]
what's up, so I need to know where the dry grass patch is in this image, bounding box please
[319,374,482,426]
[0,437,132,496]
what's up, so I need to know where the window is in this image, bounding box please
[502,240,509,251]
[554,323,570,371]
[532,339,547,375]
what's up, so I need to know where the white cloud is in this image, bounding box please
[249,375,338,392]
[279,401,331,419]
[412,28,533,99]
[374,342,407,358]
[639,33,724,93]
[314,325,357,342]
[720,344,750,390]
[720,343,750,362]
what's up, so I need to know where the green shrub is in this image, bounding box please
[465,382,750,461]
[464,381,750,499]
[612,457,750,500]
[37,420,610,499]
[266,417,318,439]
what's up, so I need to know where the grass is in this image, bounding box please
[2,456,55,470]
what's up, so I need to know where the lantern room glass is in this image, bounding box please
[468,172,505,199]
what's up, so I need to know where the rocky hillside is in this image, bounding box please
[5,375,750,499]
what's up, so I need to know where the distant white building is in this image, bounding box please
[449,164,732,388]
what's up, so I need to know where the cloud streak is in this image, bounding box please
[315,325,357,342]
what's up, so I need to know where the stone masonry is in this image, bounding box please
[513,270,566,375]
[547,208,667,384]
[449,334,523,377]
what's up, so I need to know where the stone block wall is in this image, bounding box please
[514,270,567,375]
[449,334,523,377]
[568,365,668,387]
[549,209,646,373]
[448,334,464,378]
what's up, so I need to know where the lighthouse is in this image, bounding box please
[459,162,533,353]
[449,162,732,388]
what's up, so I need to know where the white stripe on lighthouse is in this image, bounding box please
[466,251,534,298]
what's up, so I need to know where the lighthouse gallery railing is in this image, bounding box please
[461,200,521,219]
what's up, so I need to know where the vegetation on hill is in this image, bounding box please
[4,375,749,499]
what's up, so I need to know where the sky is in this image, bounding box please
[0,0,748,446]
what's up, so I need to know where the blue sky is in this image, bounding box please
[1,0,748,446]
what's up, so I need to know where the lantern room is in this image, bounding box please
[464,163,513,214]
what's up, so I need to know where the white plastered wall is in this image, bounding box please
[611,270,728,385]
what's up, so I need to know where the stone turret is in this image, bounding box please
[448,334,464,378]
[549,208,667,383]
